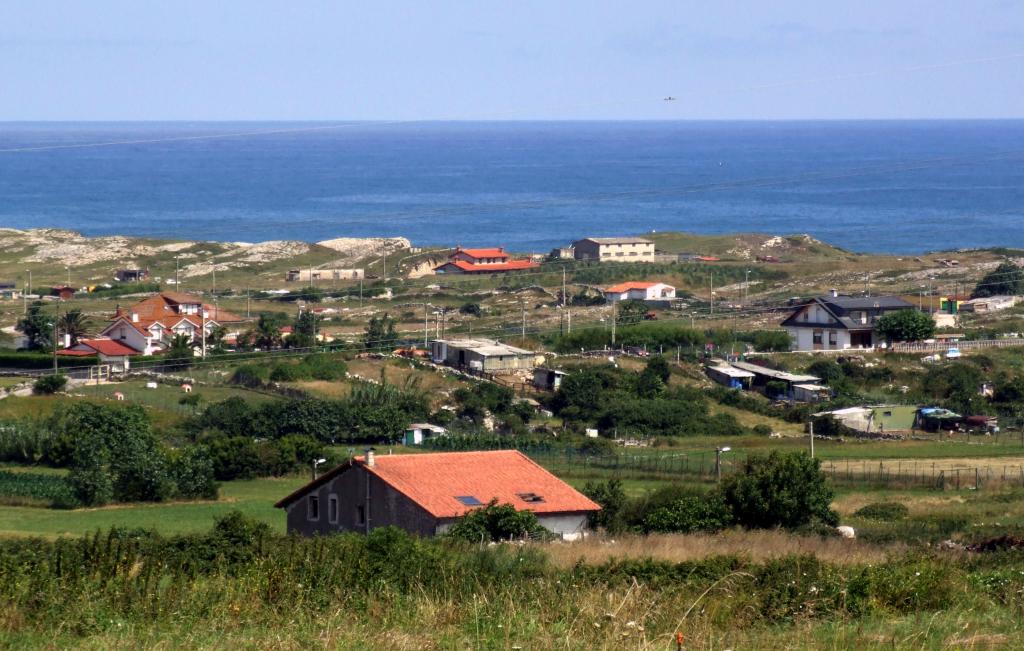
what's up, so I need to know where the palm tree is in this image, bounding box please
[165,333,196,368]
[58,309,90,347]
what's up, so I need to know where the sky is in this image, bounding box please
[1,1,1022,120]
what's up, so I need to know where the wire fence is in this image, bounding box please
[522,448,1024,491]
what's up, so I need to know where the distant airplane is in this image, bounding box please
[663,96,676,101]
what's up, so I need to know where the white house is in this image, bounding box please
[99,292,246,356]
[403,423,448,446]
[603,282,676,303]
[780,292,916,352]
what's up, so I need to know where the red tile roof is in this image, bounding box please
[435,260,540,274]
[275,450,600,518]
[110,293,244,331]
[456,247,508,260]
[57,338,141,357]
[605,281,664,293]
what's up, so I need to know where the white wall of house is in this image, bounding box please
[435,512,589,540]
[606,284,675,303]
[102,321,156,355]
[787,327,855,352]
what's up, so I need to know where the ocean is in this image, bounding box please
[1,120,1023,254]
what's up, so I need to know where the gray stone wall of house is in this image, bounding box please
[572,239,602,261]
[285,465,438,537]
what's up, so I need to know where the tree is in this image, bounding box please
[972,261,1023,298]
[165,333,195,367]
[58,309,90,346]
[288,309,319,349]
[721,451,838,529]
[15,301,53,351]
[363,313,397,350]
[582,479,626,533]
[249,312,289,350]
[615,299,649,325]
[806,360,844,385]
[446,500,551,542]
[875,309,935,343]
[459,302,482,317]
[644,355,671,384]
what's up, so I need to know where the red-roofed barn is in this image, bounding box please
[275,450,599,540]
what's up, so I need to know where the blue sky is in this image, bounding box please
[2,1,1022,120]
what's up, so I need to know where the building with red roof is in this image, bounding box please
[99,292,246,356]
[57,337,141,372]
[434,246,540,275]
[275,450,599,539]
[603,281,676,303]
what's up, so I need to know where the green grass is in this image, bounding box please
[0,474,308,538]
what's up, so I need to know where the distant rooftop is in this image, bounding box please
[577,236,653,245]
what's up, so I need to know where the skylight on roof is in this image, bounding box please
[455,496,483,506]
[516,492,545,503]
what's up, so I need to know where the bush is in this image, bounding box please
[642,492,733,534]
[269,363,303,382]
[447,500,552,542]
[32,374,67,395]
[231,364,268,388]
[854,501,909,521]
[722,451,838,529]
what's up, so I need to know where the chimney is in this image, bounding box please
[365,447,376,468]
[829,288,838,298]
[131,312,139,323]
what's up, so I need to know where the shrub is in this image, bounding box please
[171,447,219,500]
[32,374,67,395]
[302,354,346,381]
[875,309,935,343]
[231,364,268,388]
[642,492,733,534]
[722,451,838,529]
[269,363,303,382]
[447,500,552,542]
[854,501,909,521]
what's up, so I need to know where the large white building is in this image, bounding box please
[571,237,656,263]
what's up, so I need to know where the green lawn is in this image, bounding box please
[74,379,279,414]
[0,475,307,538]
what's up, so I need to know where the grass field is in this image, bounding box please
[0,474,308,538]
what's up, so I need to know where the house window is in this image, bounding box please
[356,504,366,525]
[307,495,319,521]
[803,311,809,322]
[828,331,837,346]
[328,495,338,524]
[812,330,823,345]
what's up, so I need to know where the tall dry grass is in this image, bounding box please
[542,529,904,567]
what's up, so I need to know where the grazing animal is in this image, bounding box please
[145,382,158,389]
[836,526,856,539]
[113,392,125,401]
[181,383,193,393]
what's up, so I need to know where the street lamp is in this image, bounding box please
[312,457,327,479]
[715,446,731,483]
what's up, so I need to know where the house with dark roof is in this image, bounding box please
[780,291,916,352]
[433,247,540,275]
[99,292,246,355]
[275,450,600,540]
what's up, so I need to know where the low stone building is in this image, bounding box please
[571,237,655,263]
[274,450,600,540]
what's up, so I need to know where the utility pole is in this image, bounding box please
[744,269,750,308]
[381,241,387,282]
[423,303,429,347]
[359,278,363,307]
[27,269,32,298]
[709,273,714,316]
[246,288,251,319]
[561,267,567,307]
[52,305,59,373]
[175,255,179,288]
[611,301,617,345]
[521,300,527,341]
[201,308,207,359]
[809,420,815,458]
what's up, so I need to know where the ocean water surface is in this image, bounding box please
[0,120,1022,253]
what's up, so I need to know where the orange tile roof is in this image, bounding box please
[112,293,244,330]
[605,281,663,293]
[456,247,508,259]
[276,450,600,518]
[435,259,540,273]
[57,338,141,356]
